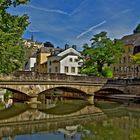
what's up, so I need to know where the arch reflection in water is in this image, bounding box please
[1,99,140,140]
[0,99,103,140]
[1,107,140,140]
[0,100,102,122]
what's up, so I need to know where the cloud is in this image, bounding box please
[28,28,40,33]
[76,20,107,39]
[26,5,70,16]
[111,8,133,19]
[70,0,89,16]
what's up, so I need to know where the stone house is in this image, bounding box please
[112,33,140,78]
[35,47,63,73]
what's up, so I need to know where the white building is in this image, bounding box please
[24,53,36,71]
[47,47,83,75]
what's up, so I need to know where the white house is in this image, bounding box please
[24,53,36,71]
[47,47,83,75]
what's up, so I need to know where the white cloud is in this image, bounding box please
[28,28,40,33]
[70,0,89,16]
[26,5,70,16]
[111,8,133,19]
[76,20,107,39]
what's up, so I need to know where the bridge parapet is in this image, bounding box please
[107,79,140,85]
[1,71,108,84]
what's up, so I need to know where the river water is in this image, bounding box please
[1,100,140,140]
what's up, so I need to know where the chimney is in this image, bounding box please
[65,44,69,50]
[72,45,77,50]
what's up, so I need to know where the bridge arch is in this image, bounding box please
[95,88,124,96]
[0,87,30,102]
[38,86,89,100]
[37,86,94,104]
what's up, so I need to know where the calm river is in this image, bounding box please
[0,100,140,140]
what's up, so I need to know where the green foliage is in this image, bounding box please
[131,52,140,64]
[0,0,29,74]
[102,67,113,78]
[80,32,124,77]
[133,24,140,34]
[4,90,13,99]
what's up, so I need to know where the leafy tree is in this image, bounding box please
[0,0,29,74]
[102,67,113,78]
[133,24,140,34]
[131,52,140,64]
[80,32,123,77]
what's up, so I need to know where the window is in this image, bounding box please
[120,58,123,63]
[49,68,51,73]
[64,66,69,73]
[114,67,116,72]
[71,67,75,73]
[74,58,78,62]
[123,57,126,63]
[49,61,52,65]
[119,67,123,72]
[69,58,73,62]
[124,66,127,72]
[78,67,81,73]
[55,66,58,72]
[128,56,131,62]
[128,66,131,72]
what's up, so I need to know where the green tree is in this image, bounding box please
[131,52,140,64]
[133,24,140,34]
[80,32,123,77]
[0,0,29,74]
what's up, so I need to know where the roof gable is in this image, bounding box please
[58,48,81,57]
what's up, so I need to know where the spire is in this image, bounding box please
[31,34,34,41]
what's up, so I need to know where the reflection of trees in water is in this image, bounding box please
[81,113,140,140]
[1,110,140,140]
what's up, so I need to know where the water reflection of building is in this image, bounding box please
[58,125,80,140]
[0,88,6,102]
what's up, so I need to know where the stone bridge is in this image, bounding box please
[0,72,140,103]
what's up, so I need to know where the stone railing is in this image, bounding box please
[1,71,140,85]
[107,79,140,85]
[8,71,108,83]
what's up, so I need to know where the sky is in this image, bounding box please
[8,0,140,49]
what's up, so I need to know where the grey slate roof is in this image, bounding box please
[121,33,140,46]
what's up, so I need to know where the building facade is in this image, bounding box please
[23,37,44,49]
[112,33,140,78]
[35,47,63,73]
[24,52,37,71]
[47,48,82,75]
